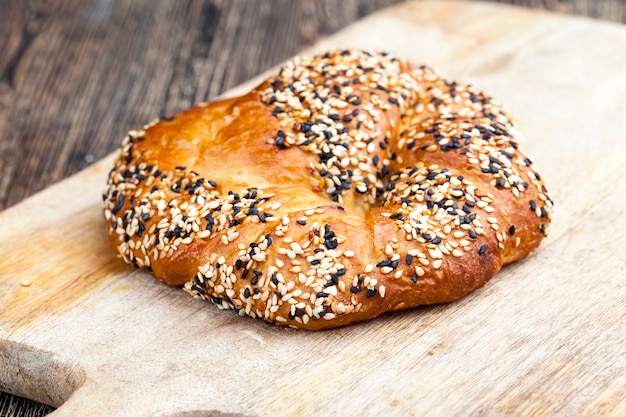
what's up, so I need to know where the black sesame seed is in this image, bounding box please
[479,245,487,255]
[376,260,392,268]
[111,194,125,215]
[275,136,287,149]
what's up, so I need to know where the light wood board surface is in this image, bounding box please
[1,1,625,416]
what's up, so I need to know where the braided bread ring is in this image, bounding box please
[103,49,552,330]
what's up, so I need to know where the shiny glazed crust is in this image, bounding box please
[103,49,553,330]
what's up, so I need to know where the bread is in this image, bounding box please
[103,49,553,330]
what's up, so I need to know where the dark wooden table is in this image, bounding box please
[1,0,624,415]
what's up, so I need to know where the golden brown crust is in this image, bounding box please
[103,49,553,330]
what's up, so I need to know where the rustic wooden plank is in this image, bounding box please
[1,0,625,416]
[493,0,626,22]
[0,393,53,417]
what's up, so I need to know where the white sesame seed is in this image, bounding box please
[252,252,266,262]
[323,286,338,296]
[428,248,443,259]
[290,242,304,255]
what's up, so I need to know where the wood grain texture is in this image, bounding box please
[1,0,625,416]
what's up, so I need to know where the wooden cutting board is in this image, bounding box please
[1,1,625,416]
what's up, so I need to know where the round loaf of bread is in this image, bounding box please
[103,49,553,330]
